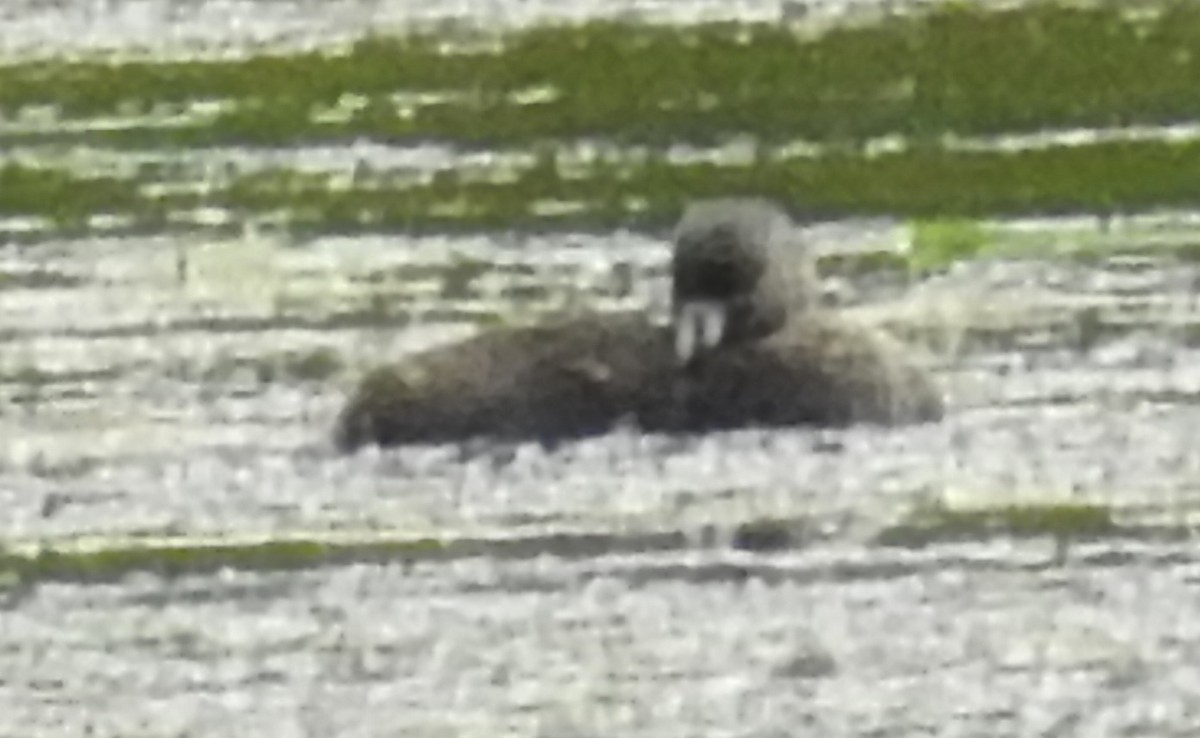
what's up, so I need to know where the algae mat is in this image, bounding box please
[9,3,1200,237]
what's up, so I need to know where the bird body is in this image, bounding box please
[334,199,942,451]
[333,310,940,450]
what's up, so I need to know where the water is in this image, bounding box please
[4,0,1200,734]
[6,544,1200,735]
[4,216,1200,734]
[0,0,996,59]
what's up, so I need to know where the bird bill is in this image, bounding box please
[674,300,727,364]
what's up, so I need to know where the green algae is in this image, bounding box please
[4,4,1200,245]
[909,217,994,272]
[6,3,1200,147]
[0,163,142,227]
[0,536,435,585]
[0,528,691,585]
[876,495,1122,548]
[10,133,1200,237]
[1,364,127,387]
[0,502,1190,587]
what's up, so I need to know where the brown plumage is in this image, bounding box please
[333,199,943,451]
[335,313,670,449]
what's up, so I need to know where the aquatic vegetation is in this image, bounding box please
[1,364,125,386]
[4,3,1200,242]
[0,527,692,585]
[10,134,1200,239]
[0,266,85,290]
[0,163,141,228]
[1159,239,1200,263]
[0,535,438,584]
[875,493,1121,548]
[908,217,993,272]
[5,3,1200,146]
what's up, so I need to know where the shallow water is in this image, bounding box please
[0,0,993,58]
[6,542,1200,736]
[4,214,1200,734]
[4,1,1200,734]
[4,218,1199,536]
[7,540,1200,734]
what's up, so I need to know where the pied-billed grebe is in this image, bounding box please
[334,199,942,450]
